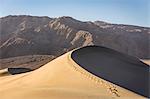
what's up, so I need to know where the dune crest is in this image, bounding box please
[0,47,147,99]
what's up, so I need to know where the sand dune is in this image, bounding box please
[141,59,150,65]
[71,46,149,97]
[0,69,11,77]
[0,46,148,99]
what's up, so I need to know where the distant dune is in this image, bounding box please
[0,46,149,99]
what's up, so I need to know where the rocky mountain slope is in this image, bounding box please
[0,15,149,59]
[0,55,55,70]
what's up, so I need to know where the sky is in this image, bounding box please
[0,0,149,27]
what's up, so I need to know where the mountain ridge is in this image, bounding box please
[0,15,149,59]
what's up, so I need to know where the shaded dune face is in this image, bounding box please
[0,46,147,99]
[8,68,32,75]
[0,68,32,77]
[71,46,150,98]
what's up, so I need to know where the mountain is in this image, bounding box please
[0,55,55,70]
[0,15,149,59]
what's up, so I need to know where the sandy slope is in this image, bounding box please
[141,59,150,65]
[0,51,145,99]
[71,46,149,97]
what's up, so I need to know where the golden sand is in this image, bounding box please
[141,59,150,65]
[0,51,145,99]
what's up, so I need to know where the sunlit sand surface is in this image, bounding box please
[141,59,150,65]
[0,49,147,99]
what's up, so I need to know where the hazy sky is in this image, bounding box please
[0,0,149,27]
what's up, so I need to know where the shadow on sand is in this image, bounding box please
[8,68,32,75]
[71,46,149,98]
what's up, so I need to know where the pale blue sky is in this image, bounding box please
[0,0,149,27]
